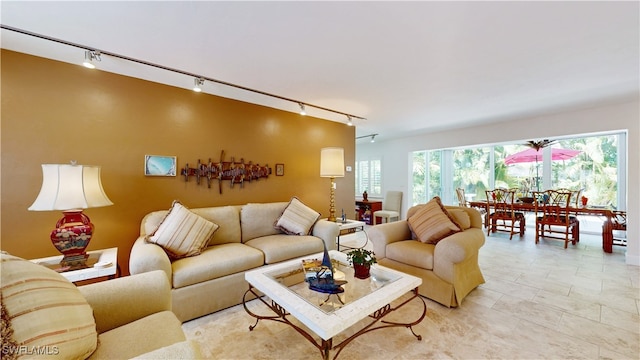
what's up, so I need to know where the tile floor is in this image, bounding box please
[183,225,639,359]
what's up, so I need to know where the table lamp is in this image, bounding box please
[320,147,345,222]
[28,163,113,270]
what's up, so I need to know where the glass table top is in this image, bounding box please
[264,252,401,314]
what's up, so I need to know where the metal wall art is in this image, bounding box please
[180,150,271,194]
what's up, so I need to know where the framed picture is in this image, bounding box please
[275,163,284,176]
[145,155,177,176]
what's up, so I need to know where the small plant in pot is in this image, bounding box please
[347,248,377,279]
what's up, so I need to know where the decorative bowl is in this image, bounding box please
[519,197,535,204]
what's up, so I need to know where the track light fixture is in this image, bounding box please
[355,133,379,143]
[82,50,101,69]
[193,77,204,92]
[299,103,306,115]
[1,25,367,122]
[346,115,353,126]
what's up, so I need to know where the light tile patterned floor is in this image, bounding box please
[183,225,639,359]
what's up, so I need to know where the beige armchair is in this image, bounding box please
[81,270,201,359]
[1,250,200,360]
[373,190,403,224]
[368,205,485,307]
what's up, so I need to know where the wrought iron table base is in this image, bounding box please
[242,286,426,360]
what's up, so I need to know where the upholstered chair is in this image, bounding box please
[373,191,403,225]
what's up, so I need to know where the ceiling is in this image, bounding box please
[2,1,638,141]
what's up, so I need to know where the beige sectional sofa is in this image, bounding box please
[368,203,485,307]
[129,201,339,322]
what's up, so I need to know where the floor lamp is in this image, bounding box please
[320,147,345,222]
[28,163,113,270]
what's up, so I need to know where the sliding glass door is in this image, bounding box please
[410,132,626,212]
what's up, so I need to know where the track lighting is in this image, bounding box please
[193,78,204,92]
[356,133,379,143]
[347,115,353,126]
[82,50,100,69]
[2,25,367,122]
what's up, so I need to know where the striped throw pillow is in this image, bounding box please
[1,253,97,360]
[274,197,321,235]
[146,201,219,259]
[408,197,462,244]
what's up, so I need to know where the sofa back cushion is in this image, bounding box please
[142,206,242,245]
[241,202,288,242]
[192,206,242,245]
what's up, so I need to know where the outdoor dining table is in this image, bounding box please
[468,200,616,253]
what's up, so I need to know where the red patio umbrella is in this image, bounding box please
[504,147,582,190]
[504,147,581,165]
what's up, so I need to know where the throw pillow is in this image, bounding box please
[408,196,462,244]
[274,197,321,235]
[146,200,219,259]
[1,253,98,360]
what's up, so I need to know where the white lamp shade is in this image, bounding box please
[28,164,113,211]
[320,147,345,178]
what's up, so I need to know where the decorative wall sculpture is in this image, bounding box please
[180,150,271,194]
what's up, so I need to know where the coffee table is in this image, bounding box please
[243,250,426,360]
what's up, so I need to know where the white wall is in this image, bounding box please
[357,100,639,266]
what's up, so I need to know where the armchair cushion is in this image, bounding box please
[408,196,461,244]
[1,253,97,360]
[274,197,321,235]
[147,200,219,260]
[386,240,435,270]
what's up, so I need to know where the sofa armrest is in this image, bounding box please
[312,219,340,251]
[129,237,172,281]
[433,228,485,283]
[78,270,172,334]
[367,221,412,259]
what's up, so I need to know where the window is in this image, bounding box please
[356,158,381,197]
[410,132,626,211]
[411,150,442,206]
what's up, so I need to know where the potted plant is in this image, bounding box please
[347,248,377,279]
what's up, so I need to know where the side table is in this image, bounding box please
[334,219,367,251]
[31,247,120,283]
[355,200,382,225]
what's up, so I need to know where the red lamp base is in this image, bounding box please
[51,210,94,270]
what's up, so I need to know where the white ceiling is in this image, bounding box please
[2,1,638,141]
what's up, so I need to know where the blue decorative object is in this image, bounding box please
[306,244,347,294]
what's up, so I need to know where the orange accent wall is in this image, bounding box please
[0,50,356,274]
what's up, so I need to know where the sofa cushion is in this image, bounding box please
[89,311,185,360]
[171,243,264,288]
[386,240,435,270]
[192,206,242,245]
[147,201,219,259]
[408,196,461,244]
[1,253,98,360]
[245,234,325,264]
[241,202,288,242]
[448,209,471,230]
[274,197,321,235]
